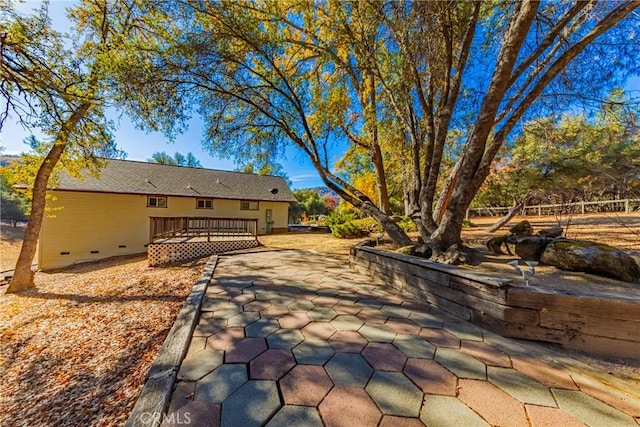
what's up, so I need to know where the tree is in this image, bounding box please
[290,188,328,223]
[112,0,639,257]
[0,1,143,292]
[0,172,28,226]
[148,151,202,167]
[476,97,640,208]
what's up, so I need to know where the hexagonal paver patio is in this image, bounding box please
[162,250,640,427]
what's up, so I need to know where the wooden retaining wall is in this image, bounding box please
[350,244,640,359]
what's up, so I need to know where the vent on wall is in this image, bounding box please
[119,245,127,248]
[60,252,70,255]
[90,250,99,254]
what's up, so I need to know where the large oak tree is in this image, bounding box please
[97,1,640,256]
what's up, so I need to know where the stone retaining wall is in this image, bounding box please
[148,240,260,266]
[350,243,640,359]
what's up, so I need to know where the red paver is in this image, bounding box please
[385,318,421,335]
[379,415,425,427]
[333,303,362,315]
[280,365,333,406]
[328,331,368,353]
[249,349,295,380]
[458,379,528,427]
[511,355,578,390]
[225,337,267,363]
[404,358,458,396]
[260,305,290,319]
[460,340,512,368]
[358,308,388,324]
[301,321,337,340]
[362,343,408,371]
[207,327,245,351]
[313,296,340,307]
[525,404,586,427]
[278,312,311,329]
[419,327,461,348]
[318,387,382,427]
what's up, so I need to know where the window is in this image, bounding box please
[197,198,213,209]
[147,196,167,208]
[240,200,259,210]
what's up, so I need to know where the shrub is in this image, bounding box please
[326,210,369,238]
[352,218,382,233]
[398,216,417,232]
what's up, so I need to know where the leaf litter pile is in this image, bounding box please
[0,255,205,426]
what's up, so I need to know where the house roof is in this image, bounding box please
[56,158,298,202]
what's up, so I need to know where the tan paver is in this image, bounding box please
[458,379,528,427]
[525,404,586,427]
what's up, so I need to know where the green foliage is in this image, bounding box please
[325,211,364,239]
[0,171,29,225]
[149,151,202,167]
[352,218,382,233]
[290,188,335,223]
[325,214,418,239]
[398,217,418,233]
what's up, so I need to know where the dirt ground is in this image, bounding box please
[462,213,640,252]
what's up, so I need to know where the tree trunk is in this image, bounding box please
[486,195,531,233]
[430,1,539,254]
[362,201,413,247]
[367,73,392,215]
[6,143,66,292]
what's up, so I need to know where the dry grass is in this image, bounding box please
[0,256,204,427]
[258,232,363,262]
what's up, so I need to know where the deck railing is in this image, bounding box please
[150,217,258,242]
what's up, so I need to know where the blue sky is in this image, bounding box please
[0,1,328,189]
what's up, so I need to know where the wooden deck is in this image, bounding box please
[150,217,258,243]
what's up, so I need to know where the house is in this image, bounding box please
[39,158,297,270]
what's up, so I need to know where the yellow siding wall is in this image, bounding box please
[39,191,291,270]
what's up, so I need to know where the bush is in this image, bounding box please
[398,216,417,232]
[352,218,382,233]
[326,211,368,239]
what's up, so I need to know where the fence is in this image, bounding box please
[150,217,258,242]
[467,198,640,218]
